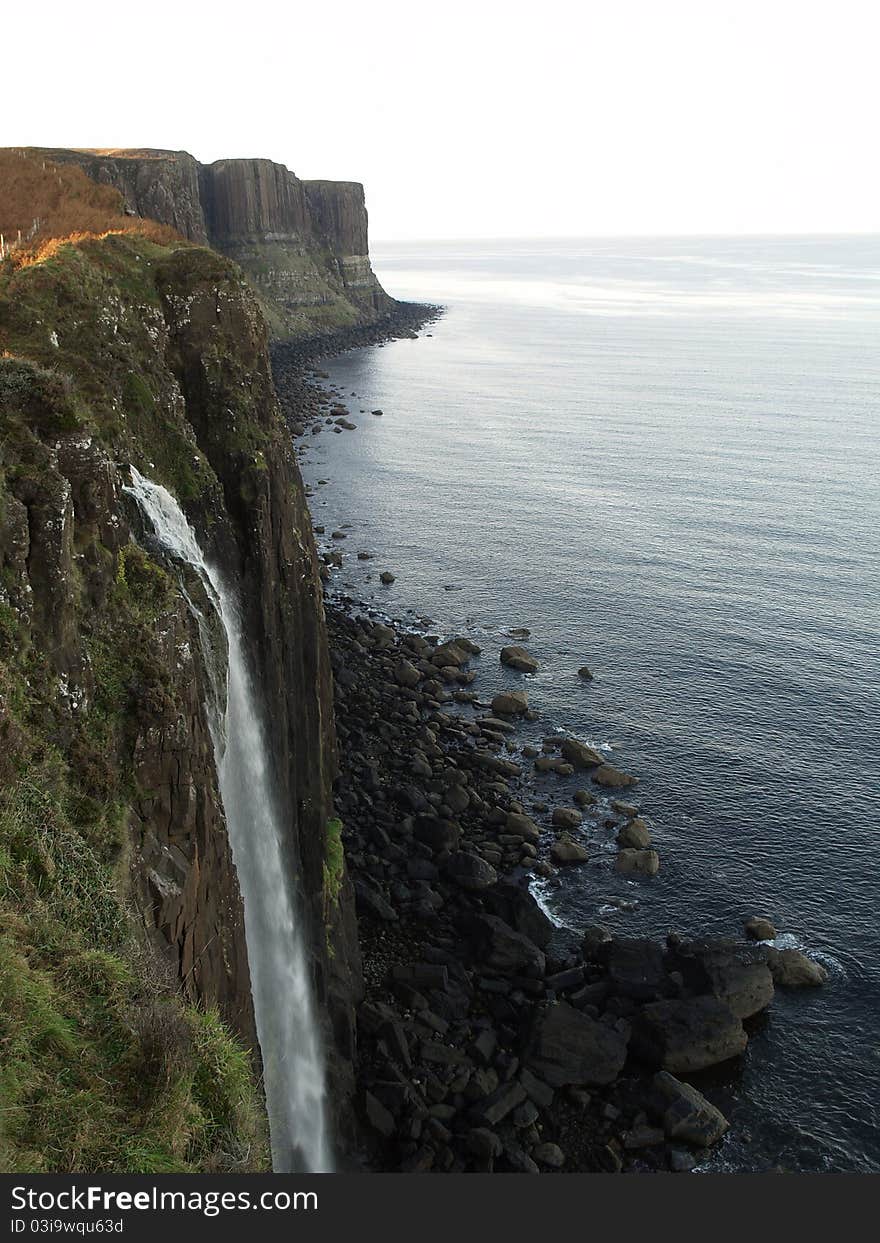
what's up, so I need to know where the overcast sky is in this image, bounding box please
[3,0,877,239]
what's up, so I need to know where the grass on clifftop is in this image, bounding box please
[0,150,180,266]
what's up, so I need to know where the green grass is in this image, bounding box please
[0,766,268,1173]
[322,817,345,914]
[0,229,276,1173]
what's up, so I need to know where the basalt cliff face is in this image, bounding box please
[0,222,360,1169]
[29,148,394,339]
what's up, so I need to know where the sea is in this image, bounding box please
[297,235,880,1173]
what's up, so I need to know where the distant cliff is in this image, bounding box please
[22,148,395,339]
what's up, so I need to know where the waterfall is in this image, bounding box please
[124,467,331,1174]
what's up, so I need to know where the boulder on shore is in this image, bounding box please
[560,737,605,769]
[491,690,529,715]
[552,806,582,830]
[593,763,638,788]
[477,914,545,978]
[616,848,660,876]
[674,939,774,1019]
[505,812,541,844]
[745,916,777,941]
[617,818,652,849]
[767,947,828,989]
[500,645,539,673]
[551,834,589,865]
[631,996,748,1073]
[528,1001,628,1086]
[650,1071,729,1147]
[445,851,498,891]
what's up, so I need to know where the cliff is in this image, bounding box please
[24,147,395,339]
[0,218,359,1168]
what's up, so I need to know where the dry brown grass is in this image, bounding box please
[0,149,182,266]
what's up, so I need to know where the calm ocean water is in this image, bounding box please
[299,236,880,1172]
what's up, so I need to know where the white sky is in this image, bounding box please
[3,0,877,240]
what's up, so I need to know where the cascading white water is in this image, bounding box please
[125,467,331,1173]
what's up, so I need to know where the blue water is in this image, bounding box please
[299,236,880,1172]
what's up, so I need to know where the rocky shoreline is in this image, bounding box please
[271,322,827,1174]
[323,603,825,1173]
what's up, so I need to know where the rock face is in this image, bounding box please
[33,146,209,243]
[19,147,396,340]
[0,234,361,1161]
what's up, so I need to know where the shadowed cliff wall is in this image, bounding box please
[0,228,361,1168]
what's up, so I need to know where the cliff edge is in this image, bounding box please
[18,147,395,340]
[0,158,360,1169]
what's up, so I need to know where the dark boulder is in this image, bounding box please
[413,814,461,854]
[650,1071,729,1147]
[606,937,672,1002]
[475,914,546,978]
[767,947,828,989]
[527,1001,628,1087]
[631,996,747,1073]
[444,851,498,891]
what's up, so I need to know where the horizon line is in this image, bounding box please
[371,229,880,245]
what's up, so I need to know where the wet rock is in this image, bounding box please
[504,1144,540,1174]
[577,666,594,680]
[617,818,652,849]
[616,848,660,876]
[676,940,774,1019]
[380,571,396,584]
[528,1001,628,1086]
[745,916,778,941]
[484,881,555,948]
[559,738,605,769]
[535,756,574,775]
[611,799,638,816]
[551,807,582,830]
[550,834,589,865]
[631,996,748,1072]
[505,812,541,843]
[490,690,529,715]
[431,642,470,668]
[766,948,828,989]
[582,924,614,960]
[500,645,539,673]
[593,763,638,788]
[443,783,471,815]
[651,1071,729,1147]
